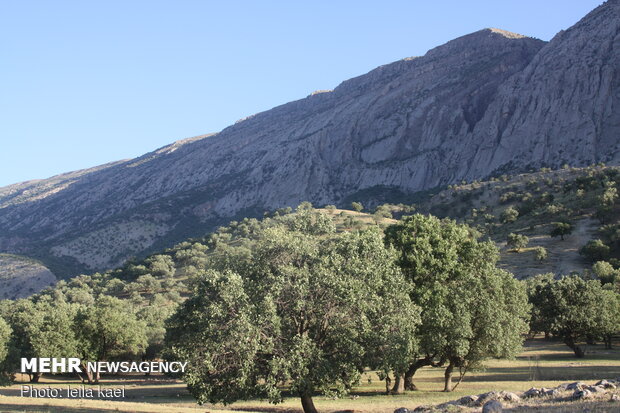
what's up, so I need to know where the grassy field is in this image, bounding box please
[0,338,618,412]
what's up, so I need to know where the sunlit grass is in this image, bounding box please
[0,337,618,412]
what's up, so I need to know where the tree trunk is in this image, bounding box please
[404,358,435,391]
[565,338,586,358]
[604,335,612,350]
[443,361,454,392]
[391,374,404,394]
[403,372,418,391]
[300,394,318,413]
[29,372,41,383]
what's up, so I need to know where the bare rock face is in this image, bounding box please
[466,0,620,177]
[0,1,619,278]
[0,254,56,299]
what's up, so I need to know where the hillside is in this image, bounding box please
[0,1,619,281]
[417,164,620,279]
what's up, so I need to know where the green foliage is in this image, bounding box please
[0,317,12,385]
[580,239,611,262]
[374,204,393,219]
[599,290,620,349]
[146,254,175,278]
[351,202,364,212]
[592,261,618,285]
[500,206,519,223]
[550,221,574,241]
[166,227,418,411]
[524,273,555,337]
[534,246,548,261]
[75,296,147,378]
[384,214,529,391]
[0,299,79,382]
[507,233,529,252]
[533,275,616,357]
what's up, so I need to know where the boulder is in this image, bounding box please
[482,400,503,413]
[499,391,520,403]
[611,394,620,402]
[572,389,593,400]
[586,385,607,393]
[566,381,586,391]
[394,408,409,413]
[523,388,541,398]
[435,401,458,410]
[595,379,617,389]
[542,388,561,397]
[455,395,479,406]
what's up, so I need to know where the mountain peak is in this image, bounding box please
[485,28,528,39]
[0,2,617,283]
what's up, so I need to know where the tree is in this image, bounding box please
[384,214,529,392]
[351,202,363,212]
[542,276,610,357]
[374,204,393,219]
[550,221,574,240]
[535,246,548,261]
[599,290,620,349]
[138,295,178,362]
[165,227,419,413]
[146,254,175,278]
[507,233,529,252]
[592,261,618,285]
[580,239,611,262]
[524,273,555,338]
[601,183,618,207]
[500,207,519,223]
[0,317,12,385]
[1,299,79,383]
[75,296,147,383]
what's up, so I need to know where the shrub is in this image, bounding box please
[535,246,548,261]
[500,207,519,223]
[580,239,610,262]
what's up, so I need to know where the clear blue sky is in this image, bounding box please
[0,0,603,187]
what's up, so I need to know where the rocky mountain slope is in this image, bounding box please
[1,1,619,279]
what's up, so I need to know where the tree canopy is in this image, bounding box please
[384,214,530,392]
[166,225,418,413]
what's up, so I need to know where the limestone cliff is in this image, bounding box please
[0,1,618,277]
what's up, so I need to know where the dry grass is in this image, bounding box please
[0,338,618,412]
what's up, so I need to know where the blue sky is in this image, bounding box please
[0,0,603,187]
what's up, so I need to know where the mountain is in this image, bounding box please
[0,1,619,281]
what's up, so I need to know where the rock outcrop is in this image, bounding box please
[0,1,619,278]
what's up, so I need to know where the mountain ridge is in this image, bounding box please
[1,1,618,280]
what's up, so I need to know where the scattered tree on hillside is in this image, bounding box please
[535,246,548,261]
[580,239,610,262]
[500,206,519,223]
[507,233,529,252]
[351,202,364,212]
[550,221,574,241]
[592,261,618,285]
